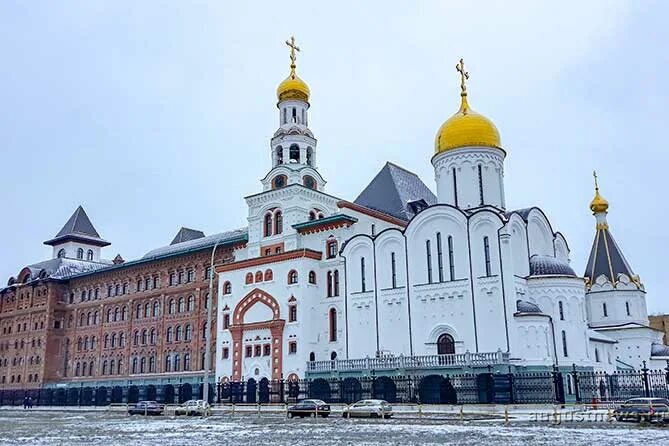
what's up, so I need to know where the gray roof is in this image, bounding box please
[24,258,111,283]
[354,162,437,222]
[584,225,635,282]
[529,255,576,277]
[651,343,669,357]
[44,206,110,247]
[515,299,543,314]
[170,227,206,245]
[143,228,248,259]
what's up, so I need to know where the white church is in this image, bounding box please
[214,40,668,383]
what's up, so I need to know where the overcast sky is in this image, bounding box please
[1,1,667,312]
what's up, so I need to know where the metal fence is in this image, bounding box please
[2,365,668,406]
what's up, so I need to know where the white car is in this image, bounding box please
[175,399,212,416]
[342,399,394,418]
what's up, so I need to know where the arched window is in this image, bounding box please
[437,333,455,355]
[144,302,150,318]
[448,235,455,280]
[104,334,109,349]
[114,307,120,322]
[133,330,139,346]
[178,297,185,313]
[289,304,297,322]
[169,299,176,314]
[289,144,299,162]
[326,239,338,259]
[87,249,94,261]
[187,295,194,312]
[132,357,138,374]
[595,348,600,362]
[331,351,337,360]
[140,357,146,374]
[135,303,141,319]
[303,175,316,190]
[360,258,366,292]
[561,330,568,357]
[119,333,125,347]
[165,354,172,372]
[327,271,333,297]
[288,270,298,284]
[223,281,232,294]
[149,356,156,373]
[483,236,492,276]
[111,333,117,348]
[79,313,85,327]
[102,360,108,375]
[308,271,316,284]
[329,308,337,342]
[255,271,263,282]
[185,324,192,341]
[82,362,87,376]
[153,301,160,317]
[309,211,316,221]
[274,210,283,234]
[109,359,115,375]
[57,249,66,258]
[558,301,565,320]
[264,269,273,282]
[309,352,315,362]
[174,354,181,372]
[272,174,287,189]
[117,359,123,375]
[167,327,173,343]
[77,337,83,351]
[87,312,93,326]
[150,328,156,345]
[77,248,84,259]
[93,311,99,325]
[263,213,273,237]
[184,353,191,371]
[75,362,81,376]
[306,147,313,166]
[245,273,253,284]
[141,329,148,345]
[176,325,183,342]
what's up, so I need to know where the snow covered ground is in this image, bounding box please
[0,409,667,445]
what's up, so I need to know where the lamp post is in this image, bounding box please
[202,239,221,409]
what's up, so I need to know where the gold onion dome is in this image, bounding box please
[277,36,310,103]
[435,59,501,154]
[590,171,609,214]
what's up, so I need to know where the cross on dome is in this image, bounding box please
[285,36,300,73]
[456,58,469,96]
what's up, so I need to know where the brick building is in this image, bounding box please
[0,206,247,391]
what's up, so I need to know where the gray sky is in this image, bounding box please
[1,1,667,312]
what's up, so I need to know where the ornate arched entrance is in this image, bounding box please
[230,289,285,380]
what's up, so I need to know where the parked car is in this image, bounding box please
[128,401,164,416]
[342,400,393,418]
[175,400,212,416]
[613,398,669,422]
[287,399,331,418]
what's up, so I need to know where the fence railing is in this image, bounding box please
[1,364,668,407]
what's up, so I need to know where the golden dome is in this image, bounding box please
[590,171,609,213]
[277,71,310,103]
[434,94,501,154]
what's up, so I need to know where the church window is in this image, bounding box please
[360,258,366,292]
[309,352,315,362]
[142,329,148,345]
[223,281,232,295]
[625,301,631,316]
[165,355,172,373]
[272,174,286,189]
[57,249,66,258]
[478,164,484,205]
[558,301,564,320]
[144,302,150,318]
[77,248,84,259]
[561,330,568,357]
[169,298,175,314]
[289,304,297,322]
[448,236,455,280]
[437,333,455,355]
[245,273,253,284]
[133,330,139,346]
[274,210,283,234]
[426,240,433,283]
[308,271,316,284]
[115,284,120,295]
[135,303,141,319]
[309,211,316,221]
[327,271,333,297]
[292,107,297,123]
[183,353,190,371]
[86,249,94,261]
[185,324,192,341]
[175,325,182,342]
[288,270,298,284]
[329,309,337,342]
[153,301,160,317]
[254,345,261,357]
[306,147,313,166]
[301,109,305,125]
[602,302,608,317]
[331,351,337,360]
[245,346,252,358]
[264,269,273,281]
[282,108,287,124]
[452,168,459,207]
[264,213,273,237]
[483,236,492,276]
[222,347,230,359]
[436,233,444,282]
[223,314,230,329]
[288,341,297,354]
[289,144,300,162]
[119,332,125,347]
[263,344,270,356]
[303,175,316,190]
[391,252,397,288]
[166,327,173,343]
[326,239,338,258]
[178,296,185,313]
[107,285,113,297]
[255,271,263,282]
[149,356,156,373]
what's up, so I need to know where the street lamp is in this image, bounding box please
[202,238,221,409]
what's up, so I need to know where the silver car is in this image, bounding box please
[175,399,212,416]
[342,399,393,418]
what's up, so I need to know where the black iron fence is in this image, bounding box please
[2,365,669,406]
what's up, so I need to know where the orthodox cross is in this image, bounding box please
[286,36,300,71]
[456,58,469,95]
[593,170,600,191]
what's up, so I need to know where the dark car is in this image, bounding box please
[128,400,165,416]
[287,399,331,418]
[613,398,669,422]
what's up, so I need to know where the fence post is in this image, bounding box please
[642,361,650,398]
[572,364,580,403]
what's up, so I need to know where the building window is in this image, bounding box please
[274,210,283,235]
[245,346,252,358]
[333,270,339,296]
[77,248,84,259]
[223,314,230,329]
[166,327,173,343]
[483,236,491,276]
[87,249,94,261]
[254,345,262,357]
[452,167,458,207]
[626,301,631,316]
[288,341,297,354]
[602,302,608,317]
[309,210,316,221]
[184,353,191,371]
[308,271,316,284]
[165,355,172,373]
[448,236,455,280]
[264,213,273,237]
[326,239,338,259]
[289,305,297,322]
[437,333,455,354]
[287,270,298,284]
[360,257,366,292]
[436,233,444,282]
[153,301,160,317]
[187,295,194,312]
[184,324,192,341]
[426,240,433,283]
[329,308,337,342]
[264,269,273,281]
[255,271,263,282]
[391,252,397,288]
[478,164,484,205]
[561,330,568,357]
[187,269,194,283]
[169,273,176,286]
[245,273,253,284]
[222,347,229,359]
[559,301,565,320]
[57,249,66,258]
[223,281,232,295]
[176,325,182,342]
[595,348,600,362]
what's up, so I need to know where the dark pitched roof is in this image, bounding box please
[515,299,543,314]
[529,255,576,277]
[170,227,206,245]
[354,162,437,222]
[584,226,635,283]
[142,228,248,259]
[44,206,110,247]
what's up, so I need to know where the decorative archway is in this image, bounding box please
[230,289,285,380]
